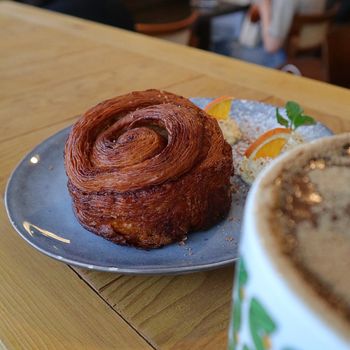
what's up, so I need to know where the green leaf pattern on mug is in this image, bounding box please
[243,345,253,350]
[230,257,299,350]
[249,298,276,350]
[231,259,248,350]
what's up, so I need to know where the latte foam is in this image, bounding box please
[251,133,350,343]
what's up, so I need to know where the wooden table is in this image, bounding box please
[1,1,350,349]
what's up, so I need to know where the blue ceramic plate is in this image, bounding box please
[5,99,332,274]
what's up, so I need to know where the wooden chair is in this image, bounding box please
[287,3,339,57]
[135,10,198,45]
[324,24,350,88]
[283,3,339,81]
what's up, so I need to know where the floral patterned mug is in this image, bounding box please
[228,134,350,350]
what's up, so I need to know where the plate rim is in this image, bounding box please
[5,200,238,274]
[4,98,333,274]
[4,125,237,275]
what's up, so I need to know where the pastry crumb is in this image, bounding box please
[218,118,242,145]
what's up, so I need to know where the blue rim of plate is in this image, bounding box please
[4,99,333,274]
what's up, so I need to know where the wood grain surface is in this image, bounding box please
[1,1,350,349]
[0,202,152,350]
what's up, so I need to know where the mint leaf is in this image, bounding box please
[275,101,315,130]
[293,114,307,129]
[276,108,289,128]
[302,115,316,125]
[283,101,316,130]
[286,101,303,124]
[293,114,316,130]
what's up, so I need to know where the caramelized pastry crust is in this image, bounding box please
[64,90,233,248]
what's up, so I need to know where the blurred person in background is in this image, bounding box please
[334,0,350,23]
[15,0,134,31]
[211,0,331,68]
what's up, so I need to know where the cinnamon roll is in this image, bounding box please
[64,90,233,248]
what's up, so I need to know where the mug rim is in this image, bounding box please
[245,132,350,341]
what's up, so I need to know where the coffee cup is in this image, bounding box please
[228,133,350,350]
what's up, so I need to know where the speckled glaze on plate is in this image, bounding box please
[4,99,333,274]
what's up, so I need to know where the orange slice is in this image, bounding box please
[245,128,292,160]
[204,96,234,120]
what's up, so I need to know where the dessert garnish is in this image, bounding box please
[240,101,316,184]
[204,96,242,145]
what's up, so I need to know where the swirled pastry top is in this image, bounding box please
[65,89,227,193]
